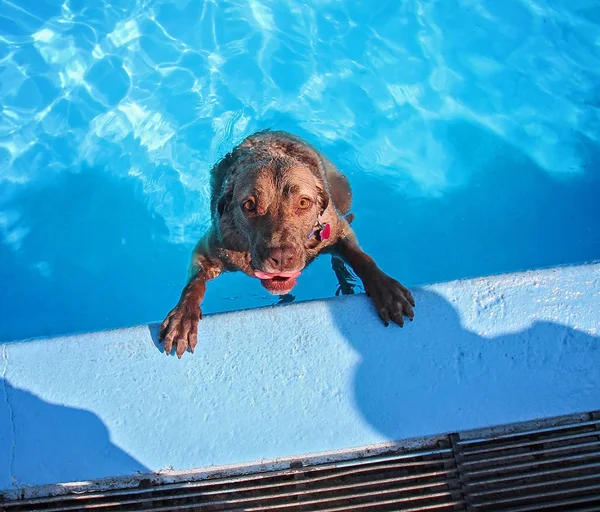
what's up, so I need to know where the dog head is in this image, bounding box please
[216,148,332,295]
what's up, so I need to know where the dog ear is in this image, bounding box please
[217,186,233,217]
[310,157,330,216]
[318,188,330,215]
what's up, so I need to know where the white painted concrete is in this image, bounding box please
[1,263,598,495]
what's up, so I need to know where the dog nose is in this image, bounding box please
[266,246,297,271]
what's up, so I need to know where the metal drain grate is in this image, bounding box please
[1,446,463,512]
[454,412,600,511]
[2,411,600,511]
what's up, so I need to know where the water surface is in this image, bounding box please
[1,0,599,341]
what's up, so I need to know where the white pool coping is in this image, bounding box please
[1,262,599,498]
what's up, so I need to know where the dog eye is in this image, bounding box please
[298,197,312,209]
[242,199,256,212]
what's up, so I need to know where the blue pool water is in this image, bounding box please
[0,0,599,342]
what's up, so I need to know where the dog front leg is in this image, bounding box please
[160,254,222,358]
[333,236,415,327]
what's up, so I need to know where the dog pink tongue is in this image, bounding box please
[254,270,301,280]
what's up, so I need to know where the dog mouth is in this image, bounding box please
[253,270,301,295]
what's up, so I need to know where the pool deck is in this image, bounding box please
[1,262,599,498]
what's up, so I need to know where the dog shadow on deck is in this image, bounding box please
[331,286,600,440]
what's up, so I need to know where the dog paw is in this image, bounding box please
[159,303,202,358]
[362,270,415,327]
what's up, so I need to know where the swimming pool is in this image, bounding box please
[1,0,599,342]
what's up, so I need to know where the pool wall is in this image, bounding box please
[1,262,599,498]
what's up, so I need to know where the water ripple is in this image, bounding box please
[0,0,598,246]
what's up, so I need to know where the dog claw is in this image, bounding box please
[391,310,405,327]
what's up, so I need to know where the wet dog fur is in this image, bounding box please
[160,130,415,358]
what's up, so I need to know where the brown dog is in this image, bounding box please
[160,130,415,357]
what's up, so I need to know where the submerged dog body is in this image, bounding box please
[160,131,414,357]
